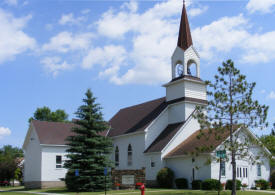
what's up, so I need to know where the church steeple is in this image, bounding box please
[170,1,200,79]
[177,2,193,51]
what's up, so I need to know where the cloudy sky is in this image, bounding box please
[0,0,275,147]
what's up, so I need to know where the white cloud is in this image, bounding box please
[0,9,36,64]
[4,0,17,6]
[193,14,249,60]
[0,126,11,139]
[81,9,90,15]
[246,0,275,13]
[95,0,183,84]
[42,31,93,53]
[261,89,266,94]
[267,91,275,99]
[189,6,208,17]
[41,56,72,77]
[59,13,86,25]
[82,45,126,69]
[241,31,275,64]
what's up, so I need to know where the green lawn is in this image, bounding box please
[24,188,275,195]
[1,187,273,195]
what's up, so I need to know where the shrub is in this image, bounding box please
[255,179,270,190]
[226,179,242,190]
[175,178,188,189]
[270,171,275,189]
[192,180,202,190]
[202,179,221,190]
[156,167,174,188]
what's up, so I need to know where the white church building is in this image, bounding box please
[23,3,270,189]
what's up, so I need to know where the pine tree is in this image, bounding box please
[195,60,269,195]
[64,89,113,192]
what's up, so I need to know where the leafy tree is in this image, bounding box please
[64,89,113,192]
[195,60,269,195]
[29,106,68,122]
[260,127,275,167]
[0,145,23,183]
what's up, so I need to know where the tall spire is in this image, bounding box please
[177,1,193,51]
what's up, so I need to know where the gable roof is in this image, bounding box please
[177,3,193,51]
[108,97,167,137]
[144,122,184,153]
[32,120,77,145]
[165,126,240,158]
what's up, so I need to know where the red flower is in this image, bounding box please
[136,182,143,186]
[115,183,121,186]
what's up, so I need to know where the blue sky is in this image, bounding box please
[0,0,275,148]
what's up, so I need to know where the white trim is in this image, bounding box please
[144,107,168,133]
[163,77,204,87]
[40,144,68,147]
[161,109,196,154]
[144,152,161,155]
[111,131,145,139]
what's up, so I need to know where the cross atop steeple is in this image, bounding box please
[177,0,193,51]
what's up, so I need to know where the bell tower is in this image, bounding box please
[163,1,207,124]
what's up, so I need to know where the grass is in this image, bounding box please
[1,187,274,195]
[22,188,275,195]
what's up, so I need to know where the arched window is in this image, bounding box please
[127,144,132,166]
[115,146,119,166]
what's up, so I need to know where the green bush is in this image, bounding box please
[226,179,242,190]
[175,178,188,189]
[156,167,174,188]
[255,179,270,190]
[192,180,202,190]
[270,171,275,189]
[202,179,221,190]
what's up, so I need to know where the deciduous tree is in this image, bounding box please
[195,60,269,195]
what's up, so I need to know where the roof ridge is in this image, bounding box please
[118,97,165,111]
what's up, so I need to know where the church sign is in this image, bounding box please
[122,175,135,185]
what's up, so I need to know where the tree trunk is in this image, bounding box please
[231,150,236,195]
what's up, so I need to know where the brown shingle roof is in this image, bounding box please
[165,126,240,158]
[177,4,193,51]
[108,97,167,137]
[32,120,77,145]
[144,122,184,153]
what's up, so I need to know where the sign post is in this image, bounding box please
[216,150,226,195]
[75,169,79,195]
[104,167,108,195]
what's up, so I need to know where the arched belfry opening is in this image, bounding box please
[175,62,184,78]
[187,59,198,77]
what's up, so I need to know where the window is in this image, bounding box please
[56,156,62,168]
[127,144,132,166]
[237,167,239,177]
[115,146,119,167]
[240,167,242,177]
[221,161,225,176]
[151,162,155,168]
[192,168,195,181]
[257,164,261,177]
[246,168,248,178]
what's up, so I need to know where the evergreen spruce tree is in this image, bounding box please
[64,89,113,192]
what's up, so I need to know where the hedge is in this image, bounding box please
[156,167,174,188]
[202,179,221,190]
[226,179,242,190]
[192,180,202,190]
[175,178,188,189]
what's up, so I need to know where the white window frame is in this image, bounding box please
[56,155,62,169]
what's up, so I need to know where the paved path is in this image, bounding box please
[247,190,275,194]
